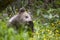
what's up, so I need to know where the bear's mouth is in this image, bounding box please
[28,21,34,26]
[26,21,34,25]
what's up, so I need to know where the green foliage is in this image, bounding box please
[0,0,60,40]
[0,10,60,40]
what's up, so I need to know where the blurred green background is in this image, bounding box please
[0,0,60,40]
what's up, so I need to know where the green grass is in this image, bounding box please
[0,19,60,40]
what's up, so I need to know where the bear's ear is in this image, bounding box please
[19,7,26,14]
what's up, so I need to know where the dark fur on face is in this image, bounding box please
[8,8,34,32]
[28,21,34,32]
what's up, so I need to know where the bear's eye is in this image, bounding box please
[25,16,28,18]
